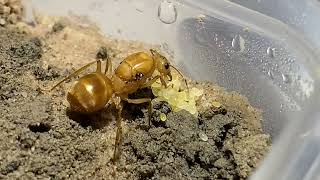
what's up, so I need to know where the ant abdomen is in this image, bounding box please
[67,72,113,113]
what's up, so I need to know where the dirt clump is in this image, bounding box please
[120,100,270,179]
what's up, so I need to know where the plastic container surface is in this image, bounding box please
[24,0,320,179]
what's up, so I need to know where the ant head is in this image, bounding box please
[150,49,189,91]
[150,49,172,81]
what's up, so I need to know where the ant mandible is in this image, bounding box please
[41,49,186,163]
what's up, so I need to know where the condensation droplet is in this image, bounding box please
[267,47,276,58]
[199,131,208,142]
[280,103,284,112]
[232,35,245,52]
[297,75,301,80]
[158,0,177,24]
[268,69,274,79]
[282,73,291,83]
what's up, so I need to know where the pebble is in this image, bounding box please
[0,5,11,15]
[0,0,23,26]
[8,0,19,4]
[20,92,27,98]
[199,131,208,142]
[196,14,206,23]
[214,158,228,168]
[10,4,22,14]
[0,18,6,26]
[8,13,17,24]
[0,0,8,5]
[243,27,250,32]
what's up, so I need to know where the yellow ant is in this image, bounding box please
[41,49,186,162]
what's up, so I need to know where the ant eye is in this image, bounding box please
[135,72,144,80]
[164,63,169,69]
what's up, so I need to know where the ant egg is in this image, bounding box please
[160,113,167,121]
[212,101,221,108]
[199,131,208,142]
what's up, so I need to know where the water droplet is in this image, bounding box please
[280,103,284,112]
[199,131,208,142]
[243,27,250,32]
[297,75,301,80]
[267,47,276,58]
[302,13,307,18]
[158,0,177,24]
[267,69,274,79]
[282,73,291,83]
[232,35,245,52]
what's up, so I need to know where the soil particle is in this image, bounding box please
[0,16,271,179]
[7,36,42,65]
[1,160,20,175]
[52,21,65,33]
[33,65,61,81]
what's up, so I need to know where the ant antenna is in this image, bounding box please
[39,60,98,92]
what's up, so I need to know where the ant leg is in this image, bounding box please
[104,58,112,75]
[140,75,161,89]
[40,60,99,92]
[112,96,123,163]
[159,75,168,88]
[124,98,152,127]
[96,60,102,73]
